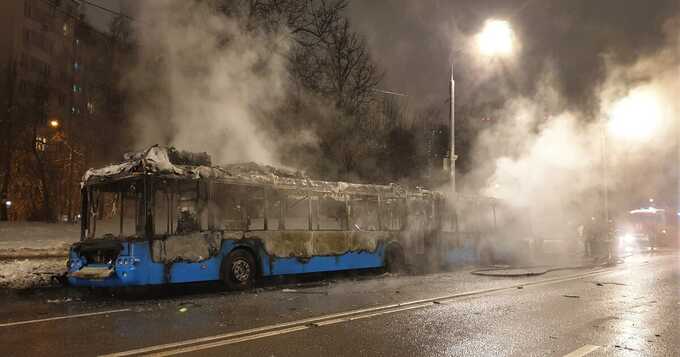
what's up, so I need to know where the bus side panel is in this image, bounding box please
[167,257,222,283]
[167,239,245,283]
[69,240,241,287]
[260,243,385,276]
[435,228,481,266]
[444,236,478,265]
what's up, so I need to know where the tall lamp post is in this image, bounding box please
[450,19,515,192]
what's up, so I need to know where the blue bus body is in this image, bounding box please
[67,146,522,288]
[68,238,386,287]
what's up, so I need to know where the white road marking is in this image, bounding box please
[311,303,433,327]
[563,344,601,357]
[100,303,422,357]
[0,308,132,328]
[145,326,311,357]
[103,267,621,357]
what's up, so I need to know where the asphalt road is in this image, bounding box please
[1,253,678,356]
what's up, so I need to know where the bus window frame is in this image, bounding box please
[81,177,147,241]
[312,194,349,231]
[281,190,312,231]
[379,196,406,232]
[349,195,381,231]
[207,182,266,232]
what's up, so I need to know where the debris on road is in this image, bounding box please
[47,297,72,304]
[562,294,580,298]
[594,281,628,287]
[614,344,638,352]
[177,302,201,311]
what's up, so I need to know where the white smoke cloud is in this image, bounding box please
[124,1,291,165]
[465,16,679,239]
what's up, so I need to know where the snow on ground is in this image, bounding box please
[0,258,67,289]
[0,222,78,258]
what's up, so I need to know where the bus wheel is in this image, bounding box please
[221,249,256,291]
[385,244,406,273]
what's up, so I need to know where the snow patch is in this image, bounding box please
[0,258,66,289]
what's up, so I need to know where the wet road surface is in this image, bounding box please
[1,253,678,356]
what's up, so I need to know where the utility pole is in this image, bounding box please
[601,122,609,225]
[449,65,457,193]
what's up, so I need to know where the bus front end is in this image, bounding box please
[67,175,156,287]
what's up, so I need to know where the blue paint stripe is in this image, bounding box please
[68,240,386,287]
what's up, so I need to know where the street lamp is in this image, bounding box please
[607,88,663,142]
[449,19,515,193]
[49,119,60,128]
[476,19,515,56]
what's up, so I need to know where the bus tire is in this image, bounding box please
[221,249,256,291]
[385,244,406,273]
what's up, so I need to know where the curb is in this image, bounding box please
[470,264,601,277]
[0,250,69,260]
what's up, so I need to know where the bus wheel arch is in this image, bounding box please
[221,247,257,290]
[385,242,406,273]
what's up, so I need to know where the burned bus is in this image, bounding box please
[67,146,515,289]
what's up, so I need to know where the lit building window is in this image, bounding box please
[87,101,95,114]
[35,136,47,151]
[74,62,79,71]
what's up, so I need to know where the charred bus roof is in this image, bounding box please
[82,145,440,200]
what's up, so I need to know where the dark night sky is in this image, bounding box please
[347,0,679,114]
[95,0,679,114]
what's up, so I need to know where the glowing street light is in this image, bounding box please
[449,19,516,193]
[476,19,515,57]
[607,87,663,141]
[49,119,60,128]
[4,200,11,208]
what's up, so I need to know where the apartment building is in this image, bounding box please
[0,0,129,221]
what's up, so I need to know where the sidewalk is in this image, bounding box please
[0,222,78,259]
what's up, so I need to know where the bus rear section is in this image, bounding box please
[438,195,537,267]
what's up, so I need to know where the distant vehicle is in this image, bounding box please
[616,207,668,252]
[67,146,526,289]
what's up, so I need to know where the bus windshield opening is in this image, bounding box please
[84,181,145,240]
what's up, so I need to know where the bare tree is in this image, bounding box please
[0,62,19,220]
[234,0,382,178]
[29,82,57,222]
